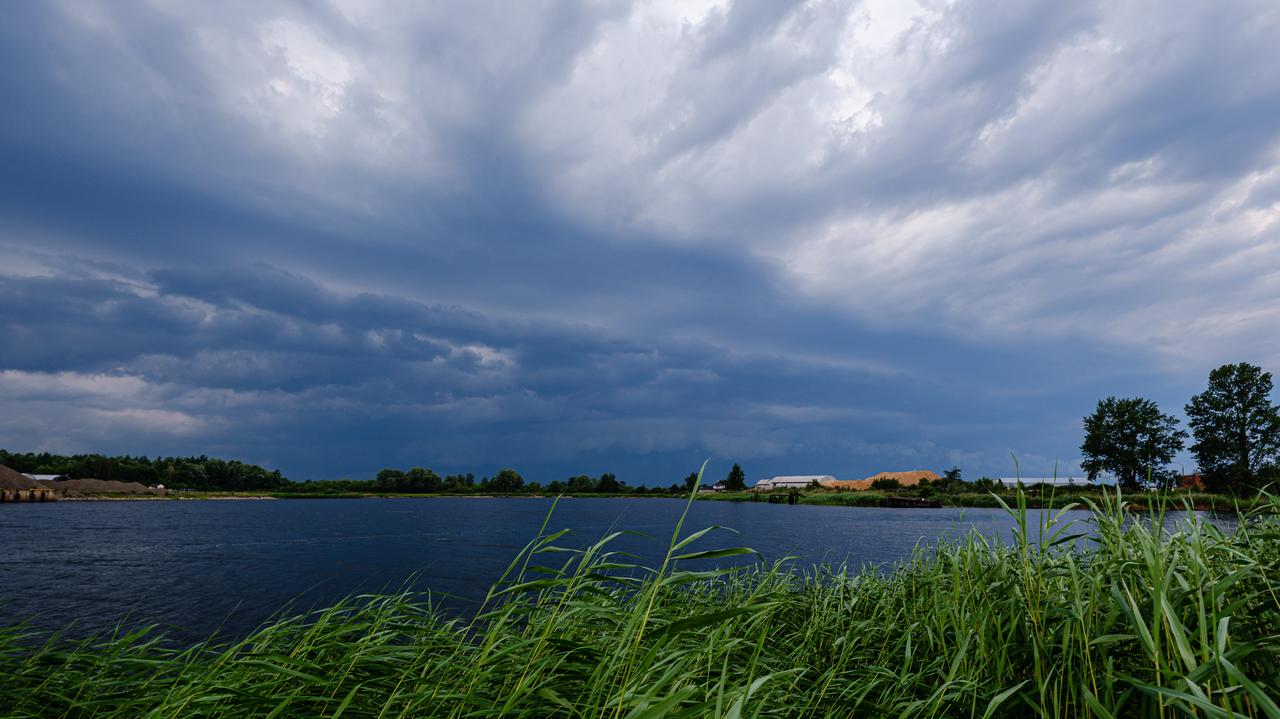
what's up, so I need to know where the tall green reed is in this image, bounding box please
[1,487,1277,718]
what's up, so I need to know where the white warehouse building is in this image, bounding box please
[753,475,835,491]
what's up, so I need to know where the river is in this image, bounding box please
[0,497,1221,643]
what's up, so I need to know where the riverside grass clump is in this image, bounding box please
[2,490,1279,718]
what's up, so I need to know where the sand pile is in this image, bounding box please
[0,465,43,490]
[821,470,941,491]
[39,478,166,496]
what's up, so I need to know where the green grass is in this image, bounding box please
[2,485,1278,718]
[697,488,1267,511]
[796,490,887,507]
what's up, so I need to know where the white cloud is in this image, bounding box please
[5,0,1280,477]
[37,0,1277,371]
[0,370,149,401]
[89,408,209,436]
[515,0,1280,368]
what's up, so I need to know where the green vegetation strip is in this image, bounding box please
[2,489,1279,718]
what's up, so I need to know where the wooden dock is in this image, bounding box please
[765,491,801,505]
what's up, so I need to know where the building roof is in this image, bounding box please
[22,474,64,482]
[752,475,835,490]
[1178,474,1204,490]
[994,476,1088,485]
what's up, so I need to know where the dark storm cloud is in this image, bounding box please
[2,0,1278,481]
[0,254,1141,481]
[0,261,859,474]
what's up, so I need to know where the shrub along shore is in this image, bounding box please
[701,487,1271,512]
[2,489,1278,718]
[28,487,1273,513]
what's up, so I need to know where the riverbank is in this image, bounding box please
[1,491,1276,717]
[700,488,1268,511]
[27,486,1269,513]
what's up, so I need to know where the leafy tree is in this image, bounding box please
[405,467,442,493]
[943,467,962,483]
[724,464,746,491]
[870,477,901,491]
[683,472,699,491]
[596,472,621,493]
[1081,396,1186,490]
[489,468,524,493]
[376,468,406,492]
[442,473,474,492]
[1185,363,1280,492]
[566,474,595,493]
[0,448,287,491]
[375,469,397,484]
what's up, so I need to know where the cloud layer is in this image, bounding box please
[2,0,1277,481]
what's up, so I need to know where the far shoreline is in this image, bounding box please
[24,489,1262,513]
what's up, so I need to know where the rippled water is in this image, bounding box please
[0,497,1227,643]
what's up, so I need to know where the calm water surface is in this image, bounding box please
[0,498,1218,643]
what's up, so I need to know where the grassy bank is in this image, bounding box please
[188,491,686,500]
[2,490,1278,718]
[702,488,1269,512]
[156,487,1268,512]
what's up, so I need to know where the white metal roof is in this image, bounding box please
[994,476,1088,485]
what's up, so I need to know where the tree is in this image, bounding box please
[683,472,699,491]
[376,468,406,492]
[442,473,473,492]
[870,477,901,491]
[1185,363,1280,492]
[489,469,524,493]
[1081,396,1186,490]
[724,464,746,491]
[943,467,962,483]
[404,465,445,491]
[596,472,621,493]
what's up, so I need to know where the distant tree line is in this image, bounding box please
[0,450,288,491]
[373,468,476,493]
[0,449,721,497]
[341,468,683,495]
[866,469,1002,496]
[1080,362,1280,492]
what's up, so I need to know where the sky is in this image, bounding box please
[1,0,1278,484]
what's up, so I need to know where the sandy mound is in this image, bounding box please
[40,478,166,496]
[821,470,941,491]
[0,465,42,490]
